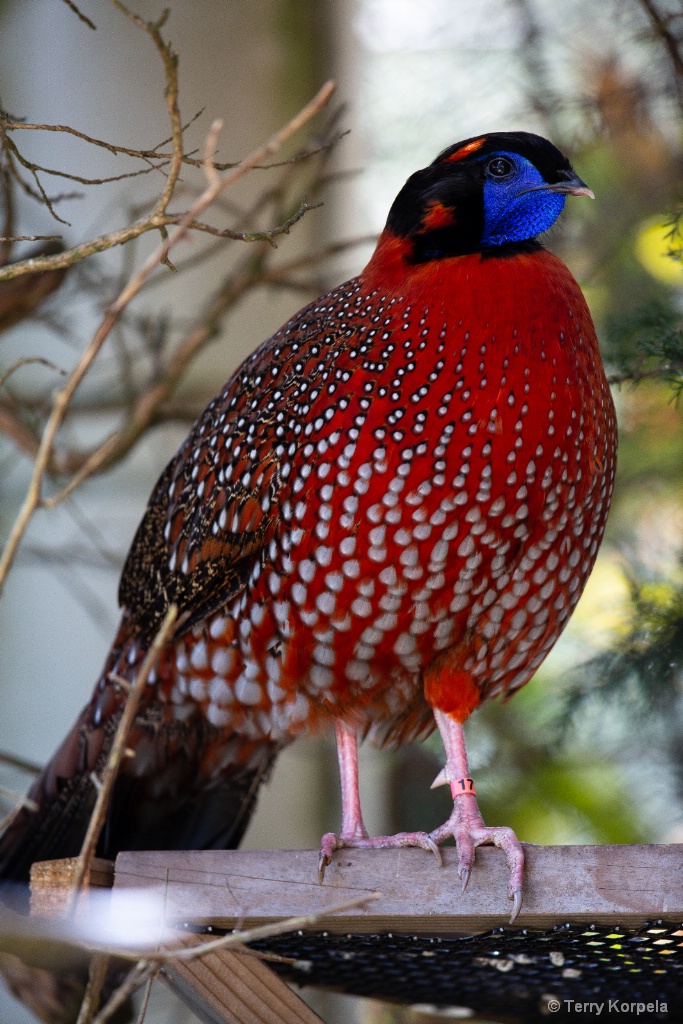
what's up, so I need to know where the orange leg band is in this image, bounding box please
[450,777,476,798]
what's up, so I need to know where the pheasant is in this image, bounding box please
[0,132,617,920]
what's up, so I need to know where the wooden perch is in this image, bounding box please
[114,844,683,934]
[30,857,114,918]
[28,854,324,1024]
[28,845,683,1024]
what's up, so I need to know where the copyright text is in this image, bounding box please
[547,999,668,1015]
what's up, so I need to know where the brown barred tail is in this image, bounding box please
[0,703,278,888]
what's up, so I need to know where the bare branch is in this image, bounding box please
[66,604,178,910]
[0,235,367,483]
[0,220,163,281]
[0,785,38,814]
[163,199,322,243]
[134,967,158,1024]
[0,235,63,243]
[0,780,39,832]
[0,357,66,390]
[0,3,184,263]
[0,403,41,463]
[67,602,178,909]
[61,0,97,30]
[0,750,42,775]
[75,954,110,1024]
[0,127,162,187]
[82,892,381,964]
[3,119,164,160]
[0,83,335,592]
[202,117,223,188]
[41,244,278,501]
[9,86,335,512]
[117,78,335,289]
[91,960,153,1024]
[151,893,382,964]
[638,0,683,109]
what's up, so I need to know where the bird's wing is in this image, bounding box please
[118,290,349,641]
[118,415,283,641]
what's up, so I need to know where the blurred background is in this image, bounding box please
[1,0,682,1021]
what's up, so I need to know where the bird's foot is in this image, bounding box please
[429,794,524,923]
[318,828,441,882]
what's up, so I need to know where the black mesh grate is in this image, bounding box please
[241,921,682,1022]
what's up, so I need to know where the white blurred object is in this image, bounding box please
[0,887,174,967]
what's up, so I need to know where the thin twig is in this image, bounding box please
[1,133,160,186]
[159,892,382,963]
[0,119,342,189]
[0,4,181,273]
[0,784,38,812]
[176,199,321,243]
[0,83,334,283]
[639,0,683,109]
[0,234,63,243]
[2,120,170,160]
[111,77,335,292]
[0,233,366,475]
[0,357,67,390]
[90,961,154,1024]
[75,954,110,1024]
[61,0,97,30]
[66,604,178,909]
[134,967,159,1023]
[85,892,381,963]
[0,750,42,775]
[42,243,273,501]
[0,808,22,832]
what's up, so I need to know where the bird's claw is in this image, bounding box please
[425,834,443,866]
[318,829,442,881]
[510,888,523,925]
[318,832,342,882]
[431,798,525,920]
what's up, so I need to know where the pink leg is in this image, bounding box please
[430,709,525,923]
[318,722,441,881]
[333,719,369,841]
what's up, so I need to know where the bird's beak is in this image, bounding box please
[523,173,595,200]
[548,173,595,199]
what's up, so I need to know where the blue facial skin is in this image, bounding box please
[480,151,566,247]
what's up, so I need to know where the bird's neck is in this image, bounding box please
[361,232,598,353]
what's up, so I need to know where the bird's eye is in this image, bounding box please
[485,156,515,180]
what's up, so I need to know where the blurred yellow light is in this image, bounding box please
[634,218,683,287]
[570,556,630,646]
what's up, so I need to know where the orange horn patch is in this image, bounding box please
[442,137,486,163]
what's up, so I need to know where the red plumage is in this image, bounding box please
[0,132,616,917]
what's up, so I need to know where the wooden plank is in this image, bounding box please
[30,857,114,918]
[27,858,324,1024]
[114,844,683,933]
[160,937,324,1024]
